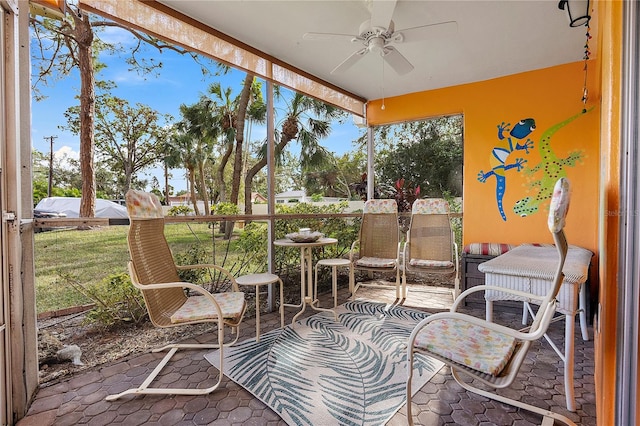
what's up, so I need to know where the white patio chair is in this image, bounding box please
[406,178,576,426]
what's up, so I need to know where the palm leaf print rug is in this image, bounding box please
[204,300,444,426]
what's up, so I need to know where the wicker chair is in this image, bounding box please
[106,190,247,401]
[406,178,576,426]
[402,198,460,298]
[349,199,403,299]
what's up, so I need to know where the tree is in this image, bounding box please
[207,79,266,206]
[165,128,202,215]
[64,95,170,197]
[31,3,212,217]
[304,150,366,199]
[376,115,463,198]
[175,98,219,213]
[244,91,344,215]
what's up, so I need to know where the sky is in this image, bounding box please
[30,23,364,194]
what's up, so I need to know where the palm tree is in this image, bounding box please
[244,92,343,215]
[165,128,202,215]
[175,99,221,213]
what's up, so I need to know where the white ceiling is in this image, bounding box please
[157,0,595,102]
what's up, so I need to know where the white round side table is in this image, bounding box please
[236,273,284,341]
[314,258,351,309]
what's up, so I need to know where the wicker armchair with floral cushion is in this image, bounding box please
[406,178,576,426]
[402,198,460,298]
[349,199,403,298]
[106,190,247,401]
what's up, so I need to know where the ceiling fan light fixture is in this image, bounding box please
[369,37,386,55]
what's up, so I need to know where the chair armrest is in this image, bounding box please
[453,241,460,278]
[402,241,408,269]
[176,263,239,291]
[129,277,229,319]
[349,239,360,262]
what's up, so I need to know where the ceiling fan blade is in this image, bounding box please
[331,48,368,74]
[370,0,397,29]
[383,46,414,75]
[303,32,359,42]
[395,21,458,44]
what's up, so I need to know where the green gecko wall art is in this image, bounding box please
[513,107,593,218]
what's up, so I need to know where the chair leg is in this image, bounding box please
[106,323,229,401]
[314,263,320,304]
[451,369,577,426]
[332,266,338,308]
[278,278,284,329]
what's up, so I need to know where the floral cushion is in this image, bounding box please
[409,258,454,269]
[414,317,517,376]
[355,256,396,268]
[125,189,164,219]
[412,198,449,215]
[363,199,397,214]
[170,292,246,324]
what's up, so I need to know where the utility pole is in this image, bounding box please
[44,135,57,197]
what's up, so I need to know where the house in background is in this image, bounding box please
[251,192,267,204]
[275,190,307,204]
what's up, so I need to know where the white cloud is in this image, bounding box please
[96,25,138,47]
[54,145,79,170]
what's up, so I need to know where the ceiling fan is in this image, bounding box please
[303,0,457,76]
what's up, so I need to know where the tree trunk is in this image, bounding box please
[217,141,232,203]
[164,161,170,205]
[244,134,293,217]
[198,160,209,214]
[74,12,96,219]
[230,74,253,205]
[188,167,200,215]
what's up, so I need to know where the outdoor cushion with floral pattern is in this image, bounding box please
[170,292,246,324]
[355,257,396,268]
[409,259,454,269]
[412,198,449,215]
[125,189,164,219]
[363,199,397,214]
[414,317,517,376]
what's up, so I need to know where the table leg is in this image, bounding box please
[291,248,309,325]
[306,247,314,305]
[255,286,260,342]
[486,300,494,322]
[579,283,590,341]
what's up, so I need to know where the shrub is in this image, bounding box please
[168,205,192,216]
[174,244,235,293]
[236,202,360,274]
[64,272,147,328]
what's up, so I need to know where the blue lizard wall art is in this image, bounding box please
[477,118,536,221]
[513,108,593,217]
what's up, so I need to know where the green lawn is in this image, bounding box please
[34,223,244,314]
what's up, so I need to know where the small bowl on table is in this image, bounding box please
[285,231,324,243]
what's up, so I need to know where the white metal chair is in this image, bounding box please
[402,198,460,298]
[349,199,403,298]
[406,178,576,426]
[107,190,248,401]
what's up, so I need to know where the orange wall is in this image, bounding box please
[595,0,621,424]
[367,62,600,254]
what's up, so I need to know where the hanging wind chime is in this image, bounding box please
[581,18,592,113]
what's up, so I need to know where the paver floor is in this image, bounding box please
[18,280,595,426]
